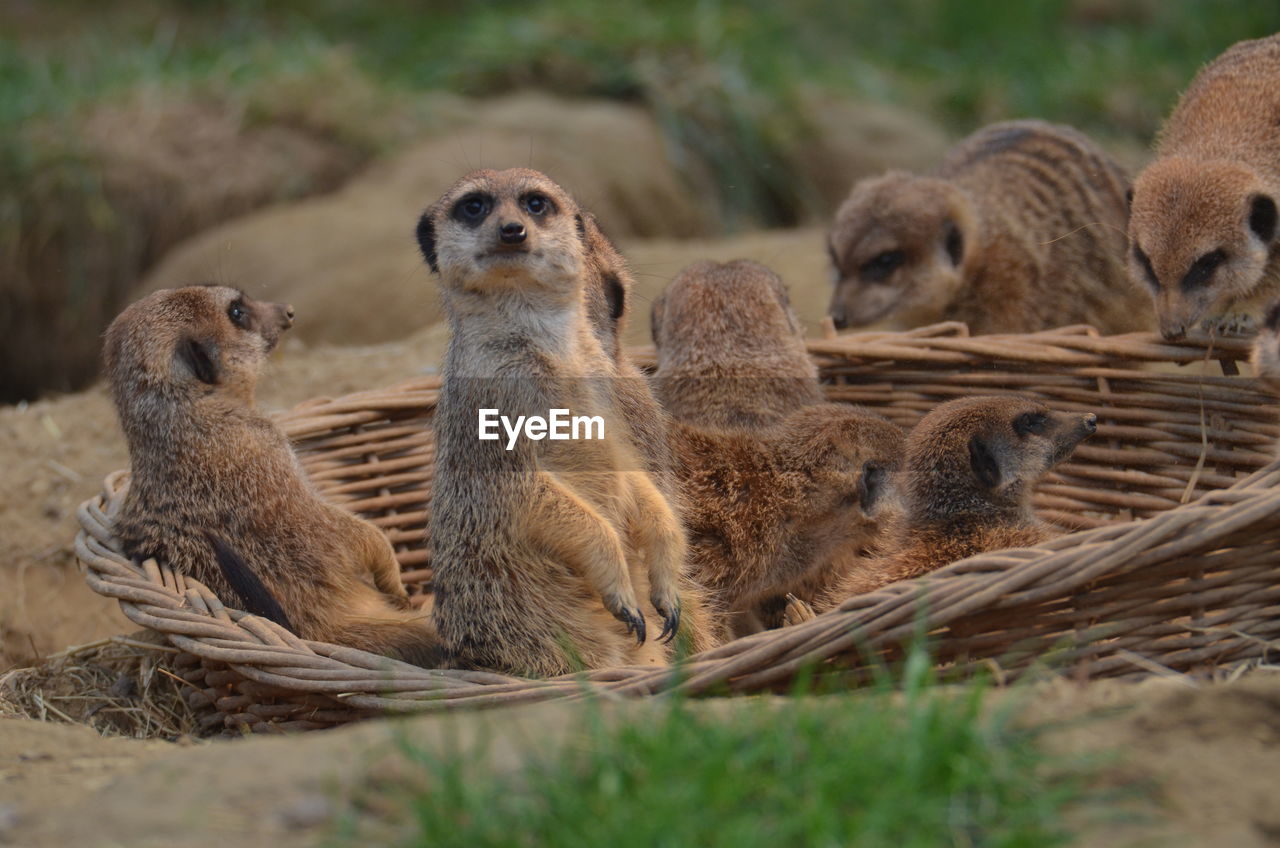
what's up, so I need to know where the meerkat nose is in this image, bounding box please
[283,305,296,327]
[499,222,527,244]
[1081,413,1098,434]
[1160,321,1187,341]
[830,309,847,330]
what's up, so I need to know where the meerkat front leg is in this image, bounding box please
[526,472,648,644]
[352,517,412,609]
[626,472,686,644]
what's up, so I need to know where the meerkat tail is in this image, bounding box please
[336,617,444,669]
[205,532,295,632]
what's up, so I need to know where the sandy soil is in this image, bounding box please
[3,675,1280,846]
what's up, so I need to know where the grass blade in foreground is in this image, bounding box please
[372,662,1082,847]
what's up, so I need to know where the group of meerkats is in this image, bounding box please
[100,35,1280,678]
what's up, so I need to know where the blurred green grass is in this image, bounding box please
[5,0,1278,225]
[342,649,1094,848]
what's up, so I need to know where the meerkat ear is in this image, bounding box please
[650,293,667,346]
[415,212,438,272]
[601,271,626,323]
[968,433,1002,490]
[944,221,964,267]
[1250,195,1277,243]
[1125,187,1134,210]
[176,337,221,385]
[857,462,889,514]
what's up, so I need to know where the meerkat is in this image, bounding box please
[675,402,904,638]
[651,259,826,430]
[1128,35,1280,340]
[806,396,1096,611]
[418,167,708,676]
[104,286,441,666]
[648,257,904,635]
[827,119,1149,335]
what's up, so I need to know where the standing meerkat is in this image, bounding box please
[1128,34,1280,340]
[418,168,702,676]
[806,396,1096,611]
[649,258,904,635]
[828,119,1149,335]
[105,286,441,666]
[651,259,825,430]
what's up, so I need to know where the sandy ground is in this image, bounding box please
[4,674,1280,846]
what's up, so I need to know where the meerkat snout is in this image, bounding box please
[499,221,527,245]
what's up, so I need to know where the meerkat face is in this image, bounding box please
[1128,157,1278,339]
[907,396,1096,517]
[775,404,905,532]
[104,285,293,407]
[827,172,972,331]
[650,259,803,355]
[1251,300,1280,393]
[416,168,587,300]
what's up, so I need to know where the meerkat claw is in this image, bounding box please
[657,602,682,644]
[610,604,647,645]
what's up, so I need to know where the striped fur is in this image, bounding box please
[828,119,1150,335]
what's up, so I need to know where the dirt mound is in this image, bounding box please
[140,92,716,345]
[790,90,951,211]
[3,95,366,404]
[141,93,943,348]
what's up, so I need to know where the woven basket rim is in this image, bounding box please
[72,325,1280,715]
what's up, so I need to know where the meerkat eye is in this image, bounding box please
[523,194,552,216]
[1133,246,1160,291]
[452,193,492,224]
[227,302,247,328]
[1014,412,1048,437]
[860,249,906,282]
[1181,249,1226,292]
[944,222,964,266]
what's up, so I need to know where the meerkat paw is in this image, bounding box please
[1205,312,1257,337]
[604,593,648,645]
[651,588,682,645]
[781,594,817,627]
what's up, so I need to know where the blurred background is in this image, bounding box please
[3,0,1279,404]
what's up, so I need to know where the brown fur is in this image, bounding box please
[1251,300,1280,399]
[419,168,706,676]
[649,258,903,635]
[828,119,1148,335]
[675,404,904,638]
[104,286,441,667]
[1128,35,1280,339]
[651,260,825,430]
[815,396,1096,609]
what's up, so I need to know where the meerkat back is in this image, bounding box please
[829,120,1148,335]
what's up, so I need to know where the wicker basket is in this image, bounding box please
[75,325,1280,733]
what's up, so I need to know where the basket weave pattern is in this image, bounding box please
[75,326,1280,732]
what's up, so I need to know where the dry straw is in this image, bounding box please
[73,324,1280,734]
